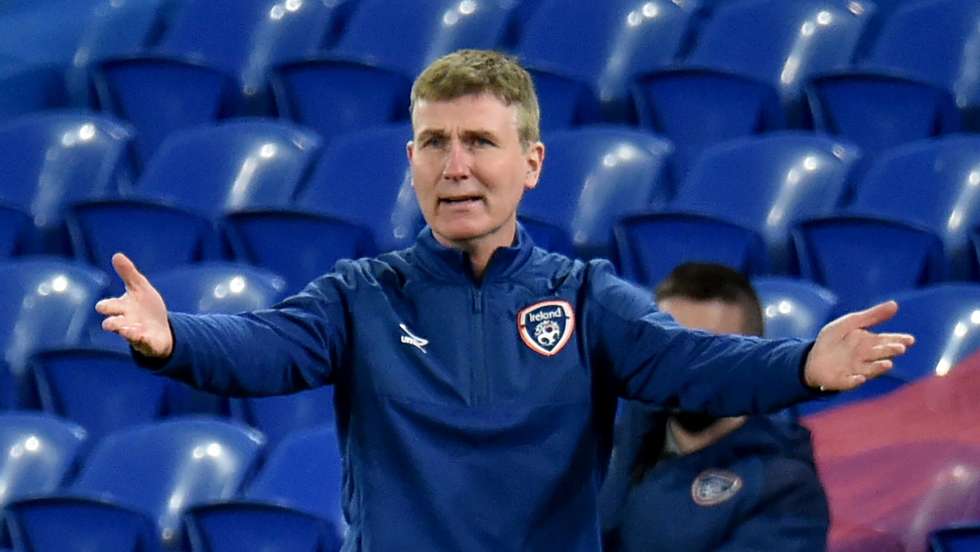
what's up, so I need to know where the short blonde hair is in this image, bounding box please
[410,49,540,147]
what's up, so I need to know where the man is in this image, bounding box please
[96,49,912,551]
[600,263,829,551]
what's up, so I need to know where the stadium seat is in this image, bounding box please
[247,124,422,254]
[793,135,980,311]
[151,263,288,417]
[183,426,344,552]
[5,418,265,552]
[0,111,134,255]
[614,132,858,286]
[632,0,869,177]
[232,386,335,449]
[0,62,67,119]
[518,127,674,259]
[930,524,980,552]
[0,259,108,408]
[517,0,696,126]
[68,119,321,279]
[0,207,31,259]
[808,0,980,155]
[752,277,837,339]
[28,348,168,441]
[93,0,346,161]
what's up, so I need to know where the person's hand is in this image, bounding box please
[804,300,915,391]
[95,253,173,358]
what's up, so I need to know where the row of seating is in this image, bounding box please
[2,0,978,174]
[2,112,980,306]
[0,415,344,551]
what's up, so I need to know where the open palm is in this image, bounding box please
[95,253,173,358]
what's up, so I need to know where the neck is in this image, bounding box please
[668,416,746,454]
[431,220,518,280]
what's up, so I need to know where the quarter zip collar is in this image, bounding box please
[414,224,535,284]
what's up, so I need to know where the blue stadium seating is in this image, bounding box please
[183,426,344,552]
[752,277,837,339]
[6,418,265,552]
[930,524,980,552]
[518,0,696,126]
[808,0,980,155]
[519,127,674,259]
[0,62,67,119]
[614,132,859,286]
[793,135,980,311]
[287,124,423,253]
[0,413,87,506]
[0,111,134,255]
[231,386,335,449]
[68,119,321,279]
[28,348,168,441]
[150,263,288,417]
[93,0,346,161]
[0,259,108,408]
[632,0,869,177]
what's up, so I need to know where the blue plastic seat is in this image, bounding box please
[930,524,980,552]
[517,0,696,126]
[793,135,980,311]
[93,0,346,161]
[752,277,837,339]
[0,413,87,506]
[184,426,344,552]
[0,62,67,119]
[808,0,980,155]
[68,119,321,279]
[5,418,265,552]
[0,259,108,408]
[149,263,288,417]
[271,124,422,254]
[632,0,870,178]
[28,348,168,442]
[614,132,859,286]
[232,386,335,449]
[0,111,134,255]
[518,127,674,259]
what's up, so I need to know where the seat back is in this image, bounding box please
[297,124,422,252]
[671,132,859,272]
[0,413,86,507]
[930,524,980,552]
[232,387,335,449]
[71,418,265,548]
[752,277,837,339]
[519,127,674,259]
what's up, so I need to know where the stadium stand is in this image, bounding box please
[231,387,336,450]
[752,276,838,339]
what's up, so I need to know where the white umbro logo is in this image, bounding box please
[399,323,429,353]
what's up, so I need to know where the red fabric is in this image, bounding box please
[804,352,980,552]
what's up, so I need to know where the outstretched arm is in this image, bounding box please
[96,253,173,358]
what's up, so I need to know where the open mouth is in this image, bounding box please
[439,195,484,206]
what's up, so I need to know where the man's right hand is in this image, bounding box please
[95,253,174,358]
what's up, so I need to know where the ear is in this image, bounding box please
[523,141,545,191]
[406,141,416,187]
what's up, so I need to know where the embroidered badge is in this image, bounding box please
[517,300,575,356]
[691,469,742,506]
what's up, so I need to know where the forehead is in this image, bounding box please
[657,297,747,335]
[411,93,519,136]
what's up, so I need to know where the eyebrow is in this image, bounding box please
[415,129,499,142]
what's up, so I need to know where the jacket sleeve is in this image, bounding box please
[714,457,830,552]
[586,261,821,416]
[134,264,356,396]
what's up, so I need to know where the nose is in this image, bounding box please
[442,140,470,181]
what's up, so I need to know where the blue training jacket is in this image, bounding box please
[146,228,818,551]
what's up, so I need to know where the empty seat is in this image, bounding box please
[808,0,980,155]
[68,119,321,279]
[519,127,674,259]
[615,132,858,286]
[93,0,347,161]
[794,135,980,311]
[5,418,265,552]
[232,386,335,449]
[633,0,870,177]
[0,111,134,255]
[517,0,696,126]
[930,524,980,552]
[0,413,87,506]
[28,348,168,441]
[184,426,344,552]
[752,277,837,339]
[0,259,108,408]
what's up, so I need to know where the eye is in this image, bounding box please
[421,136,445,148]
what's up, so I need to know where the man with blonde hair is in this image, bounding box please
[97,49,912,551]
